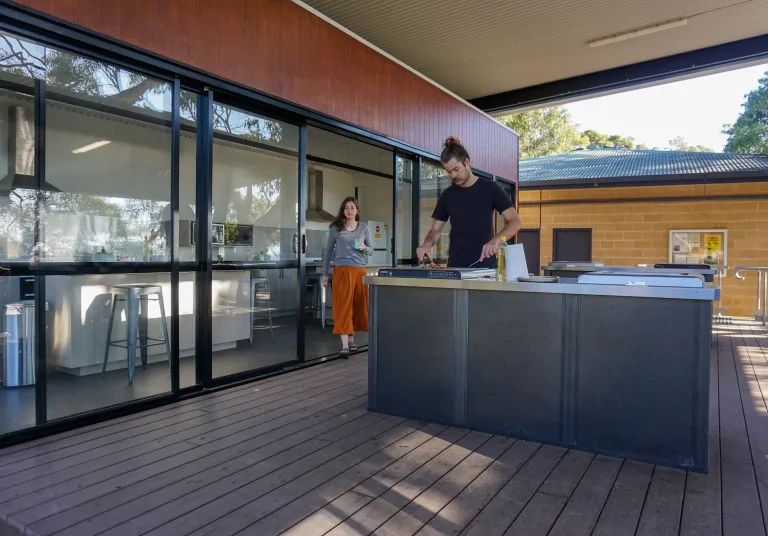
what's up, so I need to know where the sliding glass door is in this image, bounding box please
[0,23,412,443]
[208,100,302,379]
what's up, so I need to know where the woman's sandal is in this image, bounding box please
[349,341,357,352]
[339,347,349,359]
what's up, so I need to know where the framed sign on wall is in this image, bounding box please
[669,229,728,267]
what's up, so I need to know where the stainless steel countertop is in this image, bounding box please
[363,276,719,301]
[543,265,718,275]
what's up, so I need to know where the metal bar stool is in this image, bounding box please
[250,276,274,343]
[306,275,321,327]
[103,284,171,385]
[312,276,330,331]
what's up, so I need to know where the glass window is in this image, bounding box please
[210,102,300,379]
[1,29,174,263]
[0,31,45,85]
[46,272,173,419]
[419,161,451,263]
[43,77,172,263]
[0,88,36,262]
[179,91,198,388]
[0,276,37,434]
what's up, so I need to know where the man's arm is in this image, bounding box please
[480,207,524,260]
[416,219,447,261]
[496,207,523,242]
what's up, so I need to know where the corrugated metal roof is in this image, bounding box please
[297,0,768,101]
[519,148,768,183]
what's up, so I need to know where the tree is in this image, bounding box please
[723,71,768,154]
[668,136,712,152]
[607,134,635,149]
[499,107,588,158]
[582,129,611,147]
[580,129,635,149]
[636,144,650,150]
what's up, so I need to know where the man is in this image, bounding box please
[416,136,523,268]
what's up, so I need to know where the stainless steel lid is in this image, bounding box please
[577,271,704,288]
[517,275,560,283]
[546,261,604,270]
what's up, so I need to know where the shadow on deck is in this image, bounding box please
[0,321,766,536]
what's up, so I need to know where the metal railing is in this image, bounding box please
[734,266,768,325]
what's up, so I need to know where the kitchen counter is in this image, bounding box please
[365,272,715,472]
[46,270,252,376]
[363,275,719,300]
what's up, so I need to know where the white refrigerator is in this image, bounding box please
[364,220,390,265]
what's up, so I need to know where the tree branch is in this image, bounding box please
[105,78,162,105]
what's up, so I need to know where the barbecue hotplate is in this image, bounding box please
[377,267,496,280]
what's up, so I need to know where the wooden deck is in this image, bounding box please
[0,321,766,536]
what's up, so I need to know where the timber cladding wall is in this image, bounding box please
[520,182,768,317]
[12,0,518,181]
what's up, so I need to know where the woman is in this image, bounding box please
[322,196,373,358]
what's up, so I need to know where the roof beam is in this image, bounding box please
[470,34,768,114]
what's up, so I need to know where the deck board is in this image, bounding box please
[0,322,767,536]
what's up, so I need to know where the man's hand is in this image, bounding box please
[416,243,432,263]
[480,236,503,261]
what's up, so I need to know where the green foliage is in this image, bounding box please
[723,72,768,154]
[500,108,644,158]
[668,136,713,153]
[499,107,589,158]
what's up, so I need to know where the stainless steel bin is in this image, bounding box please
[2,301,36,387]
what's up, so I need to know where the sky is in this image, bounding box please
[563,62,768,152]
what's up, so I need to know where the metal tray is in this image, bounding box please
[517,275,560,283]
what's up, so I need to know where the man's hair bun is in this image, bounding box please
[444,136,462,147]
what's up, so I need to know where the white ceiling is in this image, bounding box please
[299,0,768,104]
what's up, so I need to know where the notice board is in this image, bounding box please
[669,229,728,267]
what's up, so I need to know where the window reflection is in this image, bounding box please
[420,161,451,262]
[397,157,413,262]
[0,30,173,264]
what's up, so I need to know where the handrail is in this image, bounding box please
[733,266,768,325]
[733,266,768,280]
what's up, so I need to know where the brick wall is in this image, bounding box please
[519,182,768,317]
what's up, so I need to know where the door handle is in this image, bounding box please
[302,234,307,254]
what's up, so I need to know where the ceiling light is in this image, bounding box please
[587,18,688,48]
[72,140,111,154]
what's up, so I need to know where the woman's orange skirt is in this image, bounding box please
[331,266,368,335]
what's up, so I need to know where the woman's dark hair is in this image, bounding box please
[440,136,470,165]
[330,196,360,231]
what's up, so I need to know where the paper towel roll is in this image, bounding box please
[504,243,529,281]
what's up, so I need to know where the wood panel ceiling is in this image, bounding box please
[300,0,768,102]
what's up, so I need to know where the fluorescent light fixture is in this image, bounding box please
[588,18,688,47]
[72,140,111,154]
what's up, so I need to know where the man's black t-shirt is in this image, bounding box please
[432,178,514,268]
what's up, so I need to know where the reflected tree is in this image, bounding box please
[1,32,285,261]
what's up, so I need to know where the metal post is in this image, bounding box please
[392,151,399,268]
[411,157,421,265]
[297,123,307,361]
[169,78,180,393]
[758,271,763,321]
[33,78,46,425]
[763,270,767,325]
[195,90,213,386]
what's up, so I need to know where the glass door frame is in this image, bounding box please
[195,89,310,389]
[0,69,183,440]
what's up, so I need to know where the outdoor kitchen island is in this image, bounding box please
[363,268,718,473]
